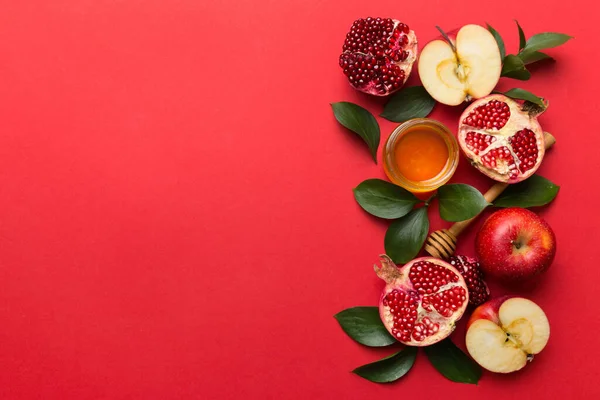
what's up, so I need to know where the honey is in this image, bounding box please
[394,129,449,182]
[383,119,459,193]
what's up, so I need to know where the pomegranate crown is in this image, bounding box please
[374,254,402,283]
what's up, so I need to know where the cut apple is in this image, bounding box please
[466,297,550,373]
[418,25,502,106]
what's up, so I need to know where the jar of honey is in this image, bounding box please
[383,119,459,193]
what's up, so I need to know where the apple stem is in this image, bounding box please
[435,26,456,53]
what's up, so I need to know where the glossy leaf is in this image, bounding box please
[334,307,396,347]
[354,179,420,219]
[494,174,560,208]
[502,88,545,107]
[501,54,531,80]
[486,23,506,60]
[437,184,490,222]
[516,20,526,52]
[331,102,380,163]
[353,347,418,383]
[424,339,482,384]
[519,50,554,65]
[380,86,436,123]
[521,32,573,55]
[384,208,429,264]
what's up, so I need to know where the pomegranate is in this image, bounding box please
[447,255,490,307]
[458,94,546,183]
[375,255,469,346]
[339,17,418,96]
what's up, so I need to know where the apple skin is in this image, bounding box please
[443,28,458,43]
[475,208,556,282]
[466,295,511,331]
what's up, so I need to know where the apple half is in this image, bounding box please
[466,297,550,373]
[418,24,502,106]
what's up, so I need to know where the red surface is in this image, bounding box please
[0,1,597,398]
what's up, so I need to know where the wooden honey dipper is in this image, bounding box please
[424,131,556,259]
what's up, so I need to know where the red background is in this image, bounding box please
[0,0,597,398]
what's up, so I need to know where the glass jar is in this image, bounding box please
[383,118,459,193]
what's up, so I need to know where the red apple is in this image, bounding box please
[466,296,550,373]
[475,207,556,282]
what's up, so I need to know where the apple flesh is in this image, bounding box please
[418,24,501,106]
[466,297,550,373]
[476,208,556,282]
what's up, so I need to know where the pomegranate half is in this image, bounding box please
[458,94,546,183]
[339,17,417,96]
[375,255,469,346]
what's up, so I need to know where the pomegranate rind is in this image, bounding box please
[397,30,418,89]
[376,256,469,347]
[458,94,545,183]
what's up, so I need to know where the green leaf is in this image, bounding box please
[424,339,482,384]
[331,102,380,163]
[519,50,554,65]
[437,184,490,222]
[516,20,526,52]
[352,347,418,383]
[486,23,506,59]
[353,179,420,219]
[501,54,531,80]
[494,174,560,208]
[521,32,573,57]
[334,307,396,347]
[384,208,429,264]
[435,26,456,52]
[380,86,436,123]
[502,88,545,107]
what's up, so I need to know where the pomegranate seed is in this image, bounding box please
[462,99,510,130]
[509,129,539,173]
[464,131,497,155]
[448,255,490,306]
[409,261,459,295]
[412,317,442,341]
[383,289,420,342]
[339,17,413,95]
[481,146,519,180]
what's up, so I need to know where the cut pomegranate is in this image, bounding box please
[448,255,490,307]
[375,255,469,346]
[339,17,418,96]
[458,94,546,183]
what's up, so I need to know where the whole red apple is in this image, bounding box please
[475,207,556,282]
[466,296,550,373]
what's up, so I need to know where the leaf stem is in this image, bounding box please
[424,193,437,207]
